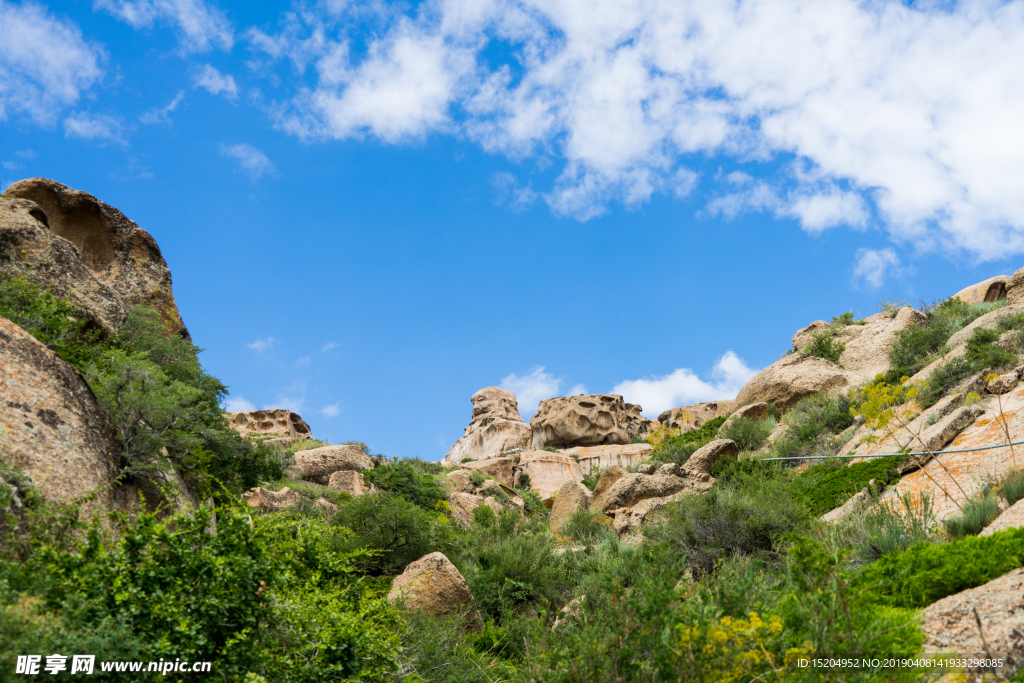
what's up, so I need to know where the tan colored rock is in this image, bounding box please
[792,320,831,351]
[946,305,1024,351]
[1007,266,1024,306]
[263,436,295,449]
[448,492,485,528]
[294,445,373,483]
[611,490,690,538]
[998,329,1022,354]
[720,402,770,429]
[387,552,483,631]
[954,275,1009,306]
[561,443,653,476]
[460,456,515,488]
[637,463,656,475]
[444,387,532,466]
[550,480,593,534]
[446,469,474,493]
[477,479,524,515]
[245,486,302,511]
[314,497,339,514]
[0,316,122,516]
[327,470,367,496]
[683,439,739,477]
[227,409,313,440]
[514,451,584,504]
[838,308,928,385]
[733,353,848,411]
[919,405,985,454]
[987,368,1021,395]
[921,567,1024,668]
[530,394,654,449]
[591,466,628,502]
[552,596,586,629]
[981,497,1024,536]
[1,179,188,337]
[591,472,686,514]
[656,401,733,431]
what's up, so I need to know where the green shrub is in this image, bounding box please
[519,489,547,519]
[849,493,937,562]
[1000,470,1024,506]
[650,415,728,465]
[516,472,531,490]
[942,494,999,539]
[363,460,446,511]
[855,527,1024,608]
[398,611,516,683]
[791,457,902,516]
[719,416,776,452]
[559,508,615,544]
[917,325,1019,407]
[469,471,486,487]
[472,503,496,529]
[801,330,846,364]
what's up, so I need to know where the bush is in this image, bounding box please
[559,508,615,544]
[398,611,515,683]
[649,415,728,465]
[942,495,999,539]
[917,325,1019,407]
[472,503,496,529]
[848,493,937,562]
[791,457,902,517]
[855,527,1024,608]
[801,330,846,364]
[772,393,855,461]
[363,460,447,511]
[469,471,486,487]
[1001,470,1024,506]
[719,416,776,452]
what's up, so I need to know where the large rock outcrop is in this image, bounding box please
[0,316,123,515]
[560,443,653,477]
[590,471,688,514]
[954,275,1009,306]
[1,179,188,338]
[459,456,516,488]
[227,409,312,440]
[550,480,593,534]
[657,401,733,431]
[514,451,584,504]
[530,394,653,450]
[294,445,373,484]
[444,387,532,466]
[733,354,848,411]
[387,552,483,631]
[244,486,302,511]
[1007,265,1024,306]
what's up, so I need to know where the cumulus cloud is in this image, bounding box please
[246,336,275,352]
[500,367,563,420]
[252,0,1024,259]
[64,112,127,146]
[267,396,304,413]
[219,142,276,181]
[612,352,759,418]
[140,90,184,125]
[853,247,901,289]
[321,401,342,417]
[94,0,233,52]
[194,63,237,98]
[224,395,255,411]
[0,2,104,124]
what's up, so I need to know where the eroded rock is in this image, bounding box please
[954,275,1009,306]
[294,445,374,484]
[591,472,686,514]
[550,480,593,534]
[227,409,312,440]
[245,486,302,511]
[657,401,733,431]
[514,451,584,505]
[530,394,654,450]
[444,387,532,466]
[327,470,367,496]
[684,439,739,477]
[387,552,483,631]
[460,456,515,488]
[733,354,848,411]
[561,443,653,477]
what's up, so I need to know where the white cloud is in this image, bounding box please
[568,383,588,396]
[194,63,237,98]
[64,112,127,146]
[612,352,759,418]
[321,401,342,417]
[224,395,255,411]
[500,367,562,420]
[220,142,276,182]
[246,336,275,352]
[852,248,901,289]
[0,2,104,125]
[254,0,1024,260]
[267,396,304,413]
[94,0,233,52]
[140,90,184,125]
[296,355,311,365]
[321,341,339,352]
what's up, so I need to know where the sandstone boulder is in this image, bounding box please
[459,456,515,488]
[314,497,339,514]
[611,490,690,540]
[530,394,654,450]
[477,480,525,514]
[838,308,927,384]
[917,405,985,455]
[444,387,532,466]
[388,552,483,631]
[514,451,584,504]
[684,439,739,477]
[448,492,486,528]
[657,401,733,431]
[0,316,123,515]
[591,472,686,514]
[1,179,188,337]
[946,306,1024,351]
[327,470,367,496]
[550,480,593,534]
[227,409,312,440]
[446,469,474,493]
[954,275,1009,306]
[733,354,848,411]
[591,466,628,502]
[294,445,373,483]
[638,464,656,475]
[981,497,1024,536]
[561,443,653,477]
[986,368,1021,395]
[792,320,831,352]
[720,402,771,429]
[1007,266,1024,306]
[245,486,302,511]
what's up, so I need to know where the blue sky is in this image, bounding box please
[2,0,1023,459]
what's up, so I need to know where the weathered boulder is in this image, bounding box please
[921,567,1024,668]
[477,480,525,514]
[733,354,848,411]
[387,552,483,631]
[0,316,123,515]
[514,451,584,504]
[591,472,686,514]
[981,497,1024,536]
[327,470,367,496]
[314,497,339,514]
[1007,266,1024,306]
[637,463,656,475]
[954,275,1009,306]
[561,443,653,476]
[1,179,188,337]
[446,469,474,493]
[945,305,1024,352]
[987,368,1021,395]
[840,308,927,384]
[530,394,654,450]
[792,320,831,352]
[550,480,593,534]
[245,486,302,511]
[611,490,689,540]
[918,405,985,455]
[657,401,733,431]
[448,492,486,528]
[591,466,628,502]
[226,409,312,440]
[720,402,771,429]
[444,387,532,466]
[294,445,373,483]
[460,456,515,488]
[683,439,739,477]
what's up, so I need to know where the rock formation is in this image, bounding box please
[550,480,593,534]
[328,470,367,496]
[459,456,516,488]
[1007,265,1024,306]
[657,401,733,431]
[530,394,653,450]
[444,387,532,466]
[226,409,313,440]
[387,552,483,631]
[294,445,374,484]
[733,354,848,411]
[514,451,584,504]
[954,275,1009,305]
[245,486,303,511]
[1,178,188,338]
[560,443,653,477]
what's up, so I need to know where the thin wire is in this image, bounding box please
[760,439,1024,462]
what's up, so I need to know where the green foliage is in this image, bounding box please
[516,472,531,490]
[649,415,728,465]
[559,508,615,544]
[519,489,547,519]
[469,471,486,487]
[845,493,937,562]
[1000,470,1024,507]
[772,393,856,461]
[363,460,446,511]
[472,503,496,528]
[942,494,999,539]
[855,527,1024,608]
[791,457,902,517]
[916,325,1019,407]
[801,330,846,364]
[398,611,516,683]
[830,311,857,325]
[719,416,776,452]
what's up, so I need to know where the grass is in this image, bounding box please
[942,494,999,539]
[847,493,937,563]
[559,508,615,544]
[1000,470,1024,506]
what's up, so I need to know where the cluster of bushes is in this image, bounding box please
[649,415,729,465]
[772,393,856,460]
